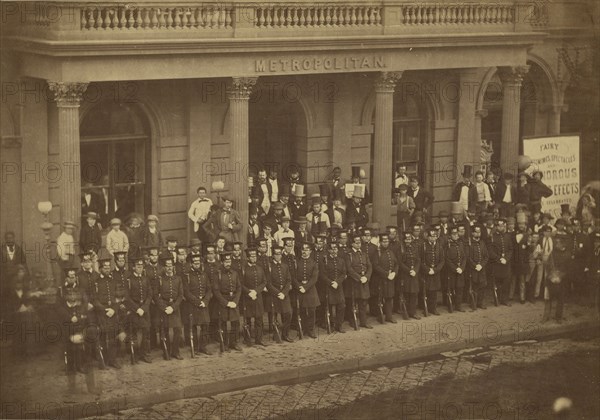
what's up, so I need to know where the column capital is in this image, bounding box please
[497,66,530,86]
[47,81,89,106]
[374,71,403,93]
[227,77,258,100]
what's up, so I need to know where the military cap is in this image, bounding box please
[495,218,507,225]
[84,212,98,220]
[64,220,77,228]
[220,251,233,260]
[97,248,113,262]
[272,202,284,210]
[113,251,127,259]
[130,256,145,265]
[281,216,291,222]
[294,216,308,225]
[282,237,295,245]
[245,247,258,256]
[189,238,202,248]
[272,244,283,252]
[159,251,174,261]
[165,235,178,242]
[379,233,390,240]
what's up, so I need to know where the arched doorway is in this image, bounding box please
[80,101,152,228]
[249,83,306,179]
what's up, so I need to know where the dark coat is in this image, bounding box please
[495,183,517,204]
[487,232,514,279]
[1,243,27,285]
[513,232,532,276]
[211,268,242,322]
[293,257,320,308]
[372,247,399,298]
[398,242,421,293]
[344,249,372,300]
[266,260,292,314]
[125,272,153,329]
[240,263,267,318]
[452,182,477,212]
[409,187,434,211]
[79,223,102,253]
[183,267,212,325]
[142,227,163,249]
[155,274,184,328]
[345,201,369,229]
[420,240,445,291]
[91,274,120,332]
[446,239,467,289]
[466,240,489,285]
[318,253,346,305]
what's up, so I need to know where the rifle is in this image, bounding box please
[351,283,359,331]
[129,321,136,365]
[422,278,429,317]
[242,299,252,344]
[159,315,170,360]
[398,283,409,320]
[270,297,282,343]
[493,284,499,306]
[296,291,304,340]
[189,313,195,358]
[216,302,226,354]
[377,278,385,324]
[325,286,332,334]
[446,288,454,313]
[64,347,69,374]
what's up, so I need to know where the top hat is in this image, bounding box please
[280,184,291,196]
[319,184,329,196]
[351,166,361,179]
[292,184,305,197]
[462,165,473,178]
[450,201,463,215]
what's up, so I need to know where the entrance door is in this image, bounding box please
[80,135,149,228]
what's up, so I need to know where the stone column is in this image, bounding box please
[227,77,257,247]
[498,66,529,173]
[372,71,402,227]
[48,81,88,226]
[547,104,565,135]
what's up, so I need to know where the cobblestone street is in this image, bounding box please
[94,332,600,420]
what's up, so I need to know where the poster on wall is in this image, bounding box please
[522,134,580,218]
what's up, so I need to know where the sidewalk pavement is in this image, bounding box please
[1,300,598,419]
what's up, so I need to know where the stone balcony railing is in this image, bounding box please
[1,0,593,45]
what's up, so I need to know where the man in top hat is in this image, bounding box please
[488,219,514,306]
[306,196,330,237]
[125,256,153,363]
[318,184,330,212]
[466,225,489,309]
[277,185,292,219]
[81,180,104,219]
[91,251,123,369]
[394,164,409,189]
[57,221,78,272]
[188,239,203,261]
[211,252,242,351]
[183,253,213,355]
[319,240,347,333]
[106,218,129,256]
[529,171,553,214]
[346,166,370,203]
[248,207,262,246]
[372,233,399,323]
[188,186,214,243]
[398,231,421,319]
[327,167,347,205]
[240,248,268,346]
[294,242,321,339]
[395,184,415,233]
[420,227,445,316]
[346,188,369,230]
[345,233,373,328]
[204,196,243,244]
[495,173,517,218]
[80,212,102,255]
[143,215,163,250]
[453,165,477,213]
[156,251,184,359]
[290,185,308,227]
[268,168,280,204]
[409,177,434,222]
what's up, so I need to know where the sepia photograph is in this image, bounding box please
[0,0,599,418]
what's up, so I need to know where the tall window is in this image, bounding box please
[80,102,151,228]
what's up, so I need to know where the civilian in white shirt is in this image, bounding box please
[274,216,295,246]
[106,218,129,255]
[188,186,213,242]
[268,169,280,203]
[394,164,409,189]
[474,171,492,213]
[56,221,78,271]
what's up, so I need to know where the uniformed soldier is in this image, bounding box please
[212,252,243,351]
[240,248,268,346]
[337,229,350,253]
[387,226,401,257]
[187,238,203,262]
[156,252,184,360]
[345,233,373,329]
[466,226,489,309]
[312,233,327,326]
[570,218,591,297]
[175,245,189,277]
[398,231,421,319]
[231,242,245,274]
[183,254,213,355]
[112,251,129,360]
[204,243,222,341]
[267,245,294,342]
[91,252,123,369]
[282,237,298,331]
[445,225,467,312]
[125,256,152,363]
[420,227,445,316]
[372,233,399,323]
[488,219,514,306]
[294,242,320,338]
[588,230,600,314]
[57,262,98,394]
[256,238,273,332]
[319,241,347,332]
[542,234,569,323]
[144,245,161,349]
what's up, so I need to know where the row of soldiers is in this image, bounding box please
[56,213,600,381]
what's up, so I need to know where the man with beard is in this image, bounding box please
[345,233,373,329]
[319,241,347,333]
[156,253,184,359]
[445,225,467,312]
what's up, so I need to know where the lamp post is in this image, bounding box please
[37,201,54,287]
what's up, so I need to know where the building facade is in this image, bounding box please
[1,1,597,276]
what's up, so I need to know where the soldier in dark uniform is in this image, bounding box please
[319,241,347,332]
[144,246,161,349]
[57,263,98,394]
[446,225,467,312]
[312,233,327,326]
[175,246,189,277]
[240,248,267,346]
[267,245,294,342]
[231,242,245,275]
[183,254,213,355]
[399,231,421,319]
[156,253,184,360]
[91,253,122,369]
[372,233,399,323]
[125,256,152,363]
[187,238,203,262]
[587,230,600,314]
[569,218,591,297]
[387,226,401,257]
[488,219,514,306]
[345,233,373,328]
[420,227,445,316]
[75,251,96,334]
[212,252,242,351]
[466,226,489,309]
[204,243,222,342]
[282,237,298,331]
[337,229,350,253]
[294,242,320,338]
[255,238,272,332]
[542,233,570,323]
[112,251,129,360]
